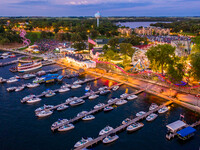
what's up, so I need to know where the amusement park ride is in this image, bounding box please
[20,29,31,46]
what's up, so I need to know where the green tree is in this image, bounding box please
[89,43,94,50]
[72,42,86,51]
[190,52,200,80]
[102,44,108,51]
[71,33,82,42]
[167,63,185,83]
[108,37,119,49]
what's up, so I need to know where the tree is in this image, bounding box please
[90,30,98,39]
[167,63,185,83]
[71,33,82,42]
[190,52,200,80]
[108,37,119,49]
[89,43,94,50]
[72,42,86,51]
[54,27,59,33]
[119,43,135,57]
[146,44,175,75]
[102,44,108,51]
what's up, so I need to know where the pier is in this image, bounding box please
[75,100,173,150]
[0,60,18,67]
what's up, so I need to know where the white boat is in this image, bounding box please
[51,119,68,130]
[73,79,83,85]
[58,124,75,132]
[149,103,159,111]
[21,94,36,102]
[37,70,46,76]
[107,98,118,103]
[27,83,39,88]
[2,52,10,56]
[27,98,41,104]
[65,97,78,104]
[103,134,119,144]
[122,118,131,125]
[0,77,7,83]
[104,106,114,112]
[127,94,138,100]
[146,113,158,121]
[57,104,69,111]
[59,87,70,93]
[33,77,45,83]
[88,94,99,100]
[71,84,81,89]
[120,93,128,98]
[98,86,108,91]
[136,111,146,117]
[17,61,42,73]
[74,137,93,148]
[61,83,71,88]
[100,90,110,95]
[7,77,18,83]
[35,104,54,113]
[85,85,91,91]
[23,74,36,79]
[45,91,56,97]
[70,99,85,106]
[77,111,88,117]
[36,110,53,118]
[82,115,95,121]
[112,85,119,91]
[116,100,127,106]
[99,126,113,135]
[158,106,169,114]
[15,86,25,92]
[7,86,17,92]
[126,122,144,132]
[85,91,94,96]
[94,103,105,109]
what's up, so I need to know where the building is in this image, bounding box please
[134,27,170,36]
[118,28,132,36]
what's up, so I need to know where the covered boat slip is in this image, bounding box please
[166,120,187,132]
[177,126,196,140]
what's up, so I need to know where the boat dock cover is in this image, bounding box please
[177,126,196,137]
[166,120,187,132]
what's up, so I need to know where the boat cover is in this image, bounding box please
[177,126,196,137]
[166,120,186,132]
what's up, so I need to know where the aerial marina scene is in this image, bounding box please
[0,1,200,150]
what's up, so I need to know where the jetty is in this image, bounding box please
[74,100,173,150]
[51,89,143,131]
[0,60,18,67]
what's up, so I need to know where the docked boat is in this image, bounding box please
[7,77,18,83]
[73,79,83,85]
[21,94,36,103]
[112,85,119,91]
[57,75,64,82]
[2,52,10,56]
[17,61,42,73]
[120,93,128,99]
[85,91,94,96]
[94,103,105,109]
[58,124,75,132]
[149,103,159,111]
[69,99,85,106]
[77,111,88,117]
[98,86,108,91]
[136,111,146,117]
[51,119,68,130]
[158,106,169,114]
[71,84,82,89]
[122,118,131,125]
[9,54,16,58]
[27,83,39,88]
[27,98,41,104]
[99,126,113,135]
[116,100,127,106]
[15,85,25,92]
[100,89,111,95]
[146,113,158,122]
[103,134,119,144]
[33,77,45,83]
[61,83,71,88]
[36,110,53,118]
[104,106,114,112]
[85,85,91,91]
[82,115,95,121]
[35,104,54,113]
[126,122,144,132]
[45,91,56,97]
[59,87,70,93]
[23,74,36,79]
[74,137,93,148]
[36,70,46,76]
[7,86,17,92]
[127,94,138,100]
[107,98,118,103]
[88,94,99,100]
[57,104,69,111]
[0,77,6,83]
[65,97,78,104]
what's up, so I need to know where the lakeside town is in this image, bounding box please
[0,11,200,150]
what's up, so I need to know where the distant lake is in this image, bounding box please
[116,22,171,28]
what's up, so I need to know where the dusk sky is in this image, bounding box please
[0,0,200,17]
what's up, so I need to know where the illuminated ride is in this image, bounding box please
[19,29,31,46]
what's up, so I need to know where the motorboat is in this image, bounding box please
[9,54,16,58]
[85,91,94,96]
[73,79,83,85]
[158,106,169,114]
[100,90,111,95]
[120,93,128,99]
[33,77,45,83]
[104,106,114,112]
[94,103,105,109]
[146,113,158,122]
[26,83,39,88]
[122,118,131,125]
[127,94,138,100]
[45,91,56,97]
[88,94,99,100]
[59,87,70,93]
[51,119,68,130]
[77,111,88,117]
[85,85,91,91]
[103,134,119,144]
[23,74,36,79]
[115,100,127,106]
[136,111,146,117]
[65,97,78,104]
[58,124,75,132]
[15,85,25,92]
[82,115,95,121]
[7,77,18,83]
[149,103,159,111]
[21,94,36,103]
[99,126,113,135]
[71,84,82,89]
[35,104,54,113]
[107,98,118,103]
[0,77,6,83]
[74,137,93,148]
[27,98,41,104]
[112,85,119,91]
[57,104,69,111]
[61,83,71,88]
[98,86,108,91]
[126,122,144,132]
[14,75,20,79]
[2,52,10,56]
[7,86,17,92]
[69,99,85,106]
[36,110,53,118]
[36,70,46,76]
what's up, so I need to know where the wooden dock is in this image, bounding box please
[74,100,173,150]
[0,60,18,67]
[51,88,143,131]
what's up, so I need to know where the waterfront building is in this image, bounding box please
[134,27,170,36]
[118,28,132,36]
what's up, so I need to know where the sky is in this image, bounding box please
[0,0,200,17]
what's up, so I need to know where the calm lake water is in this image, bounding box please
[117,22,171,28]
[0,51,200,150]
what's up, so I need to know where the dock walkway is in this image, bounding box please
[0,60,18,67]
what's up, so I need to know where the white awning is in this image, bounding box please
[166,120,186,132]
